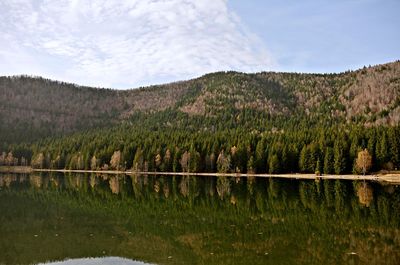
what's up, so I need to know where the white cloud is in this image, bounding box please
[0,0,274,88]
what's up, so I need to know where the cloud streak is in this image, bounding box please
[0,0,274,88]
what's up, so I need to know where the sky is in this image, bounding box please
[0,0,399,89]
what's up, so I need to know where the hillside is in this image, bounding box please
[0,76,198,142]
[1,61,400,144]
[1,61,400,175]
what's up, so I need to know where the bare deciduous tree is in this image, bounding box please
[180,151,190,173]
[90,155,98,170]
[110,150,122,170]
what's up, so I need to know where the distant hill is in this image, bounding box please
[1,61,399,144]
[1,61,400,175]
[0,61,398,142]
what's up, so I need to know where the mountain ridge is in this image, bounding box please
[0,60,399,144]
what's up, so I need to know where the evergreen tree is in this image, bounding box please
[388,127,400,169]
[323,147,334,174]
[376,131,389,169]
[268,154,280,174]
[315,159,322,175]
[334,140,347,174]
[255,140,266,173]
[299,145,311,173]
[247,155,255,174]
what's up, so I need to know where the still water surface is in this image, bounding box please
[0,173,399,265]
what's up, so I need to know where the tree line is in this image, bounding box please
[3,124,399,175]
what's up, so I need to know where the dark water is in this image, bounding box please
[0,173,399,265]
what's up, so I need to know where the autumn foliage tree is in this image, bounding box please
[110,151,122,170]
[355,149,372,175]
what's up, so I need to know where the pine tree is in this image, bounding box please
[247,155,255,174]
[299,145,311,173]
[268,154,280,174]
[376,131,389,169]
[334,140,347,174]
[255,140,266,173]
[323,147,334,174]
[132,148,144,172]
[388,127,400,169]
[315,159,322,175]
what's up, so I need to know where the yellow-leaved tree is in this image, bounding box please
[356,149,372,175]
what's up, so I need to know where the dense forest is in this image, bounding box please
[0,61,399,174]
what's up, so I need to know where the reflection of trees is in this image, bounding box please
[89,174,97,188]
[230,195,237,205]
[130,174,143,199]
[204,177,215,197]
[255,190,265,213]
[30,174,42,188]
[246,176,255,195]
[334,180,348,215]
[2,174,17,187]
[178,176,200,201]
[299,181,320,210]
[65,173,86,190]
[2,172,400,233]
[377,196,390,224]
[153,180,160,193]
[323,180,334,207]
[356,182,374,207]
[2,172,400,265]
[19,174,27,183]
[179,176,190,197]
[109,176,120,194]
[268,179,280,199]
[163,182,170,198]
[49,175,60,188]
[216,177,231,200]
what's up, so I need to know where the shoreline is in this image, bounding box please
[1,166,399,184]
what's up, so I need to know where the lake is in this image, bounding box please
[0,172,399,265]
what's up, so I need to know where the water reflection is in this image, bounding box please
[356,182,374,207]
[0,173,399,265]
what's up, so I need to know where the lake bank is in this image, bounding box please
[0,166,33,173]
[2,167,399,184]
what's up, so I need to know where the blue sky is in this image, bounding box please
[0,0,399,88]
[230,0,400,73]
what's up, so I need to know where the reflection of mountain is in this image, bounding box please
[0,173,399,265]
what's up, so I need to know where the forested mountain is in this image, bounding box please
[1,61,399,174]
